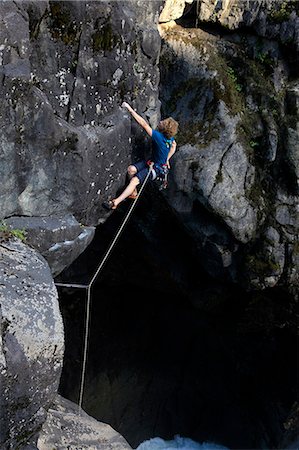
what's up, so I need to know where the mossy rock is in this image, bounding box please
[92,21,119,52]
[166,77,201,114]
[269,0,299,23]
[0,221,27,243]
[49,3,80,46]
[245,253,281,277]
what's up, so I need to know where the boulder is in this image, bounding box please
[37,395,132,450]
[6,215,95,277]
[0,239,64,448]
[159,0,194,23]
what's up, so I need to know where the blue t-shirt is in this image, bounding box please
[151,130,174,166]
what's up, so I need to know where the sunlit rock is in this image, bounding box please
[38,395,132,450]
[159,0,194,23]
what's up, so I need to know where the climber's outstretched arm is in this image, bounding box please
[166,141,177,168]
[122,102,152,137]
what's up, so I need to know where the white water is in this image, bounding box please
[136,436,229,450]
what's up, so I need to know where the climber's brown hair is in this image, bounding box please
[157,117,179,139]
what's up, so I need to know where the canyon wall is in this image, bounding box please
[0,0,298,448]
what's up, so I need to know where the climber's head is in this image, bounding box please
[157,117,179,139]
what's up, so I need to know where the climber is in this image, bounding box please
[102,102,178,210]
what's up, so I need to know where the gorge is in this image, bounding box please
[0,0,298,449]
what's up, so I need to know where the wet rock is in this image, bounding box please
[5,215,95,277]
[0,240,64,448]
[37,395,132,450]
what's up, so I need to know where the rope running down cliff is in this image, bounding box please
[56,163,154,413]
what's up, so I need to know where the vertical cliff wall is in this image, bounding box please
[0,1,298,448]
[0,0,162,224]
[0,0,163,273]
[158,0,298,296]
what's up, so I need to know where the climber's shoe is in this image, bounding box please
[128,193,138,199]
[102,200,117,210]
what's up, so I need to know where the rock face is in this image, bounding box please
[37,395,132,449]
[159,0,194,23]
[0,239,64,449]
[0,0,162,228]
[198,0,299,51]
[0,1,164,447]
[0,0,298,447]
[158,21,299,292]
[0,0,164,299]
[6,215,95,277]
[1,0,296,291]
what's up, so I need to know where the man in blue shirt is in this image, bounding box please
[103,102,178,210]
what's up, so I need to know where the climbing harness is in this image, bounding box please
[55,163,154,414]
[146,160,169,191]
[156,164,169,191]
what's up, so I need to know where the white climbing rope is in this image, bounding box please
[55,164,154,414]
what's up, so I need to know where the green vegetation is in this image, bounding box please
[205,51,245,117]
[250,140,259,149]
[70,58,78,75]
[252,39,276,75]
[49,2,80,45]
[245,253,281,276]
[269,0,299,23]
[162,26,284,172]
[255,50,276,76]
[176,119,220,148]
[226,67,242,92]
[92,21,119,52]
[0,221,27,243]
[256,51,273,67]
[293,241,299,256]
[167,78,200,114]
